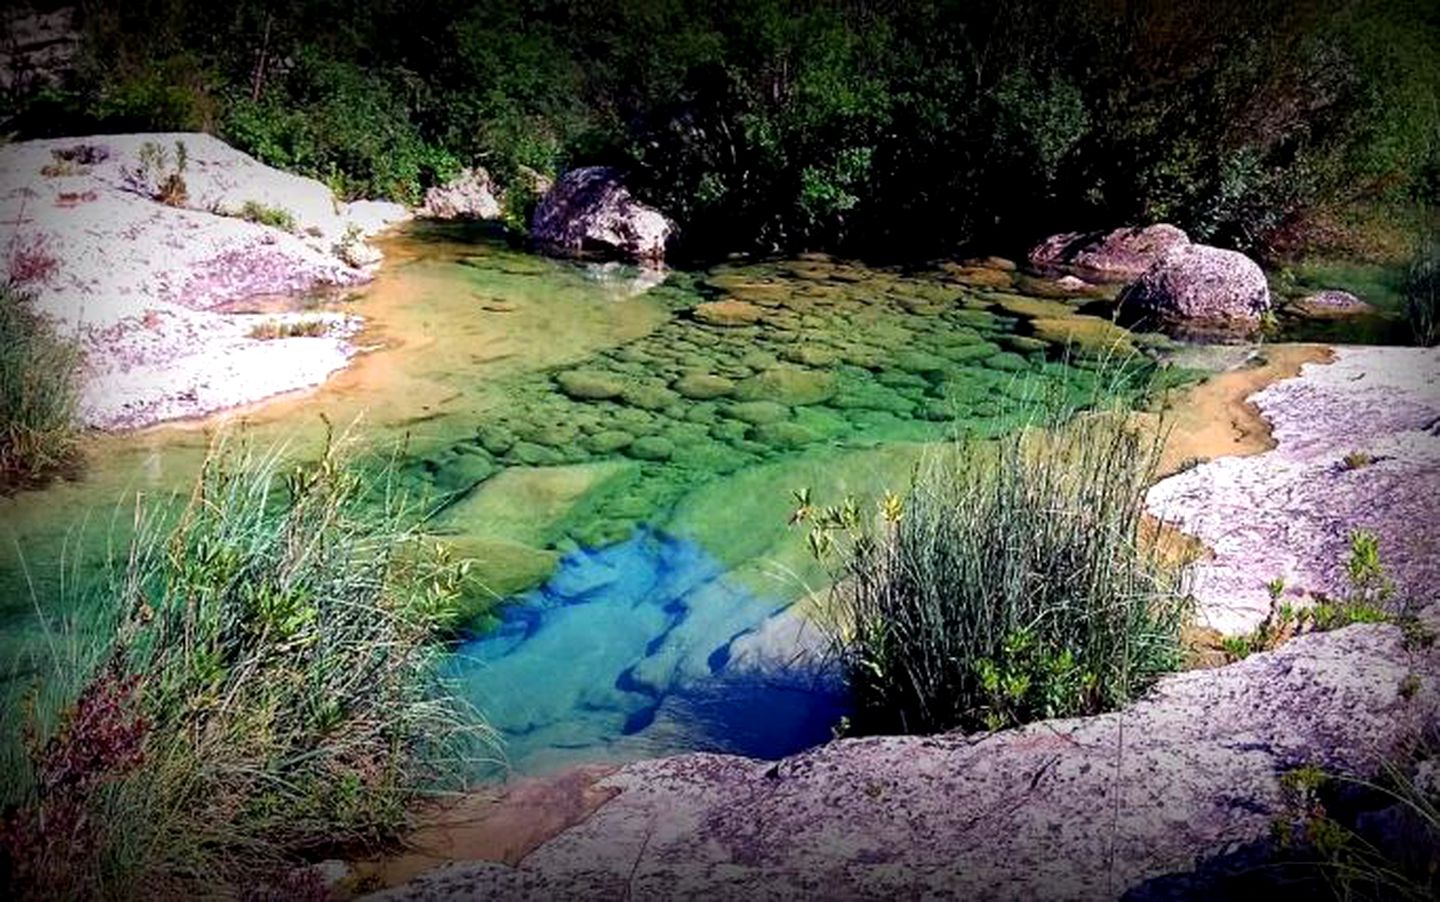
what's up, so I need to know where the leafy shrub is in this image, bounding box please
[0,284,80,490]
[236,200,297,232]
[0,436,493,897]
[222,52,459,205]
[797,379,1191,734]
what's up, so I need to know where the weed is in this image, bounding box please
[4,234,58,287]
[1221,635,1255,661]
[1342,450,1374,470]
[237,200,298,232]
[130,140,190,207]
[1271,755,1440,900]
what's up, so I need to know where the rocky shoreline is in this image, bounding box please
[0,132,408,430]
[365,344,1439,901]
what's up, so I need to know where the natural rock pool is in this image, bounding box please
[0,222,1181,777]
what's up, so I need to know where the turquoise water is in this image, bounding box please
[451,529,847,776]
[2,229,1178,780]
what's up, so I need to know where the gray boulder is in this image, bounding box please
[1028,224,1191,279]
[532,167,674,263]
[419,167,501,220]
[1121,244,1271,329]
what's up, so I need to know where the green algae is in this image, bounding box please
[1,228,1173,646]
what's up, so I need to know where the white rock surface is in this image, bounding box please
[419,167,502,220]
[1148,346,1440,635]
[0,133,406,429]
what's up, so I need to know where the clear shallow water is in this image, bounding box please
[1,224,1178,779]
[452,529,846,776]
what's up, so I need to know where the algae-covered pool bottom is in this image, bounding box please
[0,225,1179,780]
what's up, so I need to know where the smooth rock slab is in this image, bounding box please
[1147,346,1440,635]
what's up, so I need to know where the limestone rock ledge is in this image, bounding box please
[371,616,1437,900]
[1148,346,1440,636]
[0,133,410,430]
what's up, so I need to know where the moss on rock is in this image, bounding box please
[732,367,836,406]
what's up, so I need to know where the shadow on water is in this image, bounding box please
[449,528,849,778]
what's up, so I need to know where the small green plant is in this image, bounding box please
[1342,450,1375,470]
[249,318,330,340]
[1284,530,1403,636]
[132,139,189,207]
[1272,756,1440,900]
[237,199,298,232]
[1220,635,1253,661]
[0,284,81,489]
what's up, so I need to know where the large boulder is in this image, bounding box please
[1028,224,1191,279]
[531,167,674,263]
[419,167,501,220]
[1120,244,1271,330]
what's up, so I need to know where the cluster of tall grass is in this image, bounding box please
[0,283,81,490]
[797,372,1192,735]
[0,434,493,899]
[1405,237,1438,346]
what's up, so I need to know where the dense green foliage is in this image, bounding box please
[0,284,80,490]
[4,0,1438,259]
[798,378,1191,734]
[0,438,491,898]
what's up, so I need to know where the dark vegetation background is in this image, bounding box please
[3,0,1438,262]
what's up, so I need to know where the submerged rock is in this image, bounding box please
[531,166,674,263]
[1120,244,1271,331]
[671,373,736,400]
[732,367,836,407]
[693,299,765,327]
[1029,224,1191,279]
